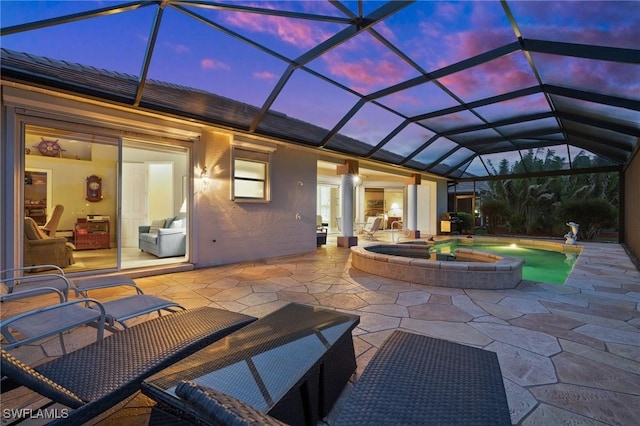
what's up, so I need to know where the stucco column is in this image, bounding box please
[337,160,358,247]
[406,174,421,239]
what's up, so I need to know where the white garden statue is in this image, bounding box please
[564,221,579,245]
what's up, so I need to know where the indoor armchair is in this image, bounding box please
[24,217,75,268]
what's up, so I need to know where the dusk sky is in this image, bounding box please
[2,1,639,177]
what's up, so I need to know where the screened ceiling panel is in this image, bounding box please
[411,137,458,168]
[437,52,538,104]
[2,0,638,180]
[146,7,288,109]
[376,81,459,118]
[472,93,551,123]
[510,1,639,50]
[1,5,153,76]
[569,146,616,168]
[448,128,503,145]
[550,95,640,131]
[495,117,560,137]
[562,121,637,150]
[418,110,486,133]
[371,123,436,162]
[185,4,348,60]
[481,151,522,175]
[463,156,488,178]
[377,1,515,72]
[266,68,359,137]
[306,30,421,96]
[519,145,572,171]
[328,102,404,147]
[533,53,640,99]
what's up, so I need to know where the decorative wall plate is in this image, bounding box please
[36,138,63,157]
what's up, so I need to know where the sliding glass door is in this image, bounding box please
[22,122,190,273]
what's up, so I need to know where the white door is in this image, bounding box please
[147,163,174,220]
[121,163,147,247]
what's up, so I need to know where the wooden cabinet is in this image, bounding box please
[74,217,110,250]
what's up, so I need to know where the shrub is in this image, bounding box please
[456,211,473,233]
[479,199,509,234]
[558,199,618,241]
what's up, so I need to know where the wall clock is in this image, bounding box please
[86,175,103,202]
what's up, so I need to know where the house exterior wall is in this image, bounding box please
[1,84,319,272]
[194,130,319,267]
[625,146,640,262]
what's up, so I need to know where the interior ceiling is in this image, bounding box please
[1,1,639,181]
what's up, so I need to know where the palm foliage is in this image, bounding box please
[479,148,618,240]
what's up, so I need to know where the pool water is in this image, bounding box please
[434,242,578,285]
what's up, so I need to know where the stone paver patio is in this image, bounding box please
[3,234,640,425]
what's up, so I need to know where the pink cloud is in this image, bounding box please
[325,54,408,92]
[434,2,464,21]
[201,58,230,71]
[438,52,537,100]
[320,32,415,94]
[374,21,396,42]
[253,70,276,81]
[222,7,332,50]
[163,41,190,54]
[382,91,423,109]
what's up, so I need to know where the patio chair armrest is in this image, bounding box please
[0,286,66,303]
[0,273,72,296]
[1,265,64,276]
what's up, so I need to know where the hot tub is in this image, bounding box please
[351,244,524,289]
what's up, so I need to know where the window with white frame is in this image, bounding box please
[232,147,271,201]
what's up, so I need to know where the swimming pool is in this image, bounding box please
[433,239,580,284]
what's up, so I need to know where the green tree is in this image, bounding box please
[558,199,618,241]
[480,148,619,238]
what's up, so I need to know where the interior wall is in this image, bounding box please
[25,145,118,239]
[624,148,640,262]
[195,130,318,267]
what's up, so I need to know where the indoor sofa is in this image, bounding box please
[138,217,186,258]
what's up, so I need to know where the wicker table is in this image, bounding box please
[142,303,360,426]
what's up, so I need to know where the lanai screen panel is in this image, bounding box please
[1,0,638,179]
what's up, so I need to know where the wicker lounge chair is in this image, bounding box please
[1,306,256,425]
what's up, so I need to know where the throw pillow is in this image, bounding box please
[169,219,183,229]
[175,381,287,426]
[148,219,165,234]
